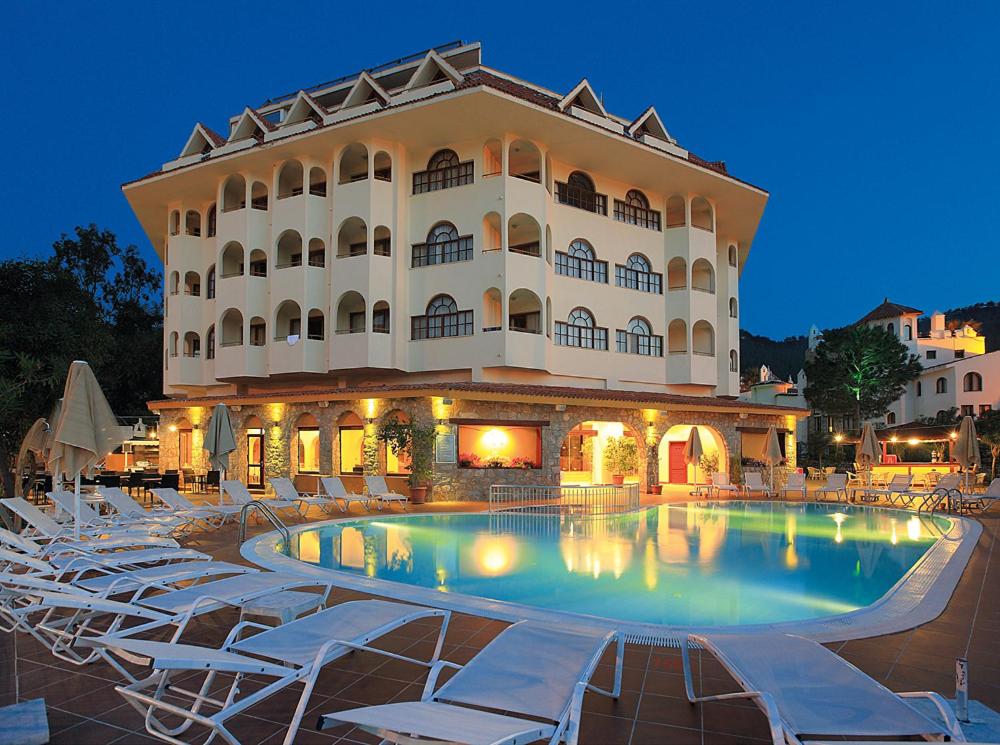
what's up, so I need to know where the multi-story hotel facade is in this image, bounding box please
[129,42,805,497]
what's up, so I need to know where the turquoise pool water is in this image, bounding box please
[286,502,950,627]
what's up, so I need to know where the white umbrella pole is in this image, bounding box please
[74,473,81,541]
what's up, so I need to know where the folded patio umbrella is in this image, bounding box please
[41,399,62,463]
[204,403,236,478]
[47,361,124,538]
[955,416,981,493]
[760,424,783,490]
[857,421,881,485]
[684,426,704,494]
[14,418,49,498]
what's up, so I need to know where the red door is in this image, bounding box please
[668,442,687,484]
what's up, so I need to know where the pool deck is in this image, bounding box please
[3,485,998,744]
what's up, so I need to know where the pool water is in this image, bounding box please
[286,502,949,627]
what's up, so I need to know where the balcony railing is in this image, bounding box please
[335,327,365,335]
[373,239,391,257]
[555,182,608,215]
[412,236,473,267]
[412,162,474,194]
[613,200,662,231]
[509,241,540,258]
[337,242,367,258]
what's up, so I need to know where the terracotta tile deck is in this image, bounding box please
[2,487,997,744]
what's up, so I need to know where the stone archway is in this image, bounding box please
[657,424,730,487]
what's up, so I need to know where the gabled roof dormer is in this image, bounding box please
[403,49,465,90]
[341,71,390,110]
[282,91,327,127]
[627,106,674,144]
[179,122,225,158]
[558,79,608,117]
[229,107,274,142]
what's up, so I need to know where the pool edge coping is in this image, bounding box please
[240,502,983,645]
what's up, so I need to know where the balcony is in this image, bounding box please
[508,241,540,258]
[555,182,608,215]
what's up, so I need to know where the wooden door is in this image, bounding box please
[668,442,687,484]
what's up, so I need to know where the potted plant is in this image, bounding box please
[380,421,436,504]
[604,435,638,486]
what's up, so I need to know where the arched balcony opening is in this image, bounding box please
[308,166,327,197]
[220,309,244,347]
[964,372,983,392]
[221,242,244,278]
[206,265,216,299]
[250,181,268,210]
[904,324,913,340]
[665,195,686,227]
[373,226,391,257]
[545,297,553,337]
[728,244,738,267]
[206,324,215,360]
[248,249,267,277]
[507,213,540,257]
[185,210,201,236]
[373,151,391,182]
[183,331,200,358]
[249,316,267,347]
[276,230,304,268]
[168,331,179,357]
[184,271,200,296]
[274,299,302,341]
[887,412,897,425]
[206,203,217,237]
[691,197,714,231]
[691,259,715,293]
[482,288,502,331]
[337,217,368,258]
[509,139,541,182]
[483,139,502,177]
[169,210,180,236]
[222,175,246,212]
[667,257,687,290]
[307,308,325,340]
[508,289,542,334]
[668,319,687,354]
[372,301,390,334]
[277,160,304,199]
[692,320,715,356]
[336,291,367,334]
[338,143,369,184]
[545,225,553,264]
[482,212,501,252]
[308,238,326,267]
[730,349,739,372]
[729,297,738,318]
[168,271,180,295]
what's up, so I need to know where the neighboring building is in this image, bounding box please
[126,41,804,496]
[741,365,809,446]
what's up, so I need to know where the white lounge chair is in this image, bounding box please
[780,472,807,501]
[101,600,450,745]
[815,473,848,502]
[742,471,774,498]
[364,475,408,511]
[320,476,370,513]
[319,620,623,745]
[1,497,175,547]
[220,479,300,518]
[952,477,1000,514]
[860,474,912,505]
[680,631,965,744]
[711,472,740,499]
[150,487,241,526]
[99,488,189,532]
[46,491,175,536]
[270,477,338,516]
[901,473,961,511]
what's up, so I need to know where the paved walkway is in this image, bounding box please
[2,486,997,744]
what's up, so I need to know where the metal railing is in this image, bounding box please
[237,500,290,554]
[488,483,640,515]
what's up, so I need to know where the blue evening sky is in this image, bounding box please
[1,1,996,338]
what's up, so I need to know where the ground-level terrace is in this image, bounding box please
[150,382,805,499]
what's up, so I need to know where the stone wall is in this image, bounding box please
[157,396,796,501]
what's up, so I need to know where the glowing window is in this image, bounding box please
[297,428,320,473]
[457,424,542,469]
[339,426,364,473]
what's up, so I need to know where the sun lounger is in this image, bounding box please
[150,487,241,526]
[952,477,1000,514]
[364,475,408,510]
[815,473,848,502]
[780,473,807,500]
[220,479,300,517]
[99,599,450,745]
[899,473,961,511]
[743,471,774,498]
[98,487,189,530]
[270,477,339,516]
[1,497,175,547]
[320,620,623,745]
[711,472,740,498]
[680,632,965,744]
[320,476,370,512]
[857,474,912,504]
[45,491,175,536]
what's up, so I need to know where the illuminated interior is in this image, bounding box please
[338,411,364,474]
[657,424,727,485]
[457,424,541,468]
[382,410,412,475]
[560,421,640,485]
[296,413,320,473]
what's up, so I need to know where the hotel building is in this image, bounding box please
[127,41,805,497]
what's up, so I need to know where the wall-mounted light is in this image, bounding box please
[442,397,453,406]
[168,424,178,433]
[833,434,844,443]
[555,404,567,412]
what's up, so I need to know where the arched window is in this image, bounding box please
[555,239,608,283]
[616,253,662,293]
[206,203,217,237]
[886,323,895,336]
[691,197,713,231]
[936,377,948,394]
[428,149,459,170]
[665,195,686,227]
[168,331,179,356]
[185,210,201,236]
[729,349,738,372]
[624,189,649,210]
[557,171,605,214]
[295,413,321,474]
[206,324,215,360]
[904,324,913,340]
[692,320,715,356]
[616,316,662,356]
[614,189,660,230]
[667,319,687,353]
[413,222,471,266]
[627,254,650,273]
[729,297,738,318]
[206,265,216,299]
[411,294,472,339]
[555,307,608,350]
[886,412,897,425]
[964,372,983,392]
[222,175,246,212]
[728,244,738,267]
[414,149,471,193]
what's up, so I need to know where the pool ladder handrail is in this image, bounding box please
[237,500,291,554]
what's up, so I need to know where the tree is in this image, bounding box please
[804,325,922,424]
[977,409,1000,479]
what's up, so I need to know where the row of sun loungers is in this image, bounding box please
[811,472,1000,513]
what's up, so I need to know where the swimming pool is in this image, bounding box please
[244,501,978,640]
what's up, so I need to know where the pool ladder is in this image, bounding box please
[237,500,291,555]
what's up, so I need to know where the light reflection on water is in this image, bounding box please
[287,502,947,626]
